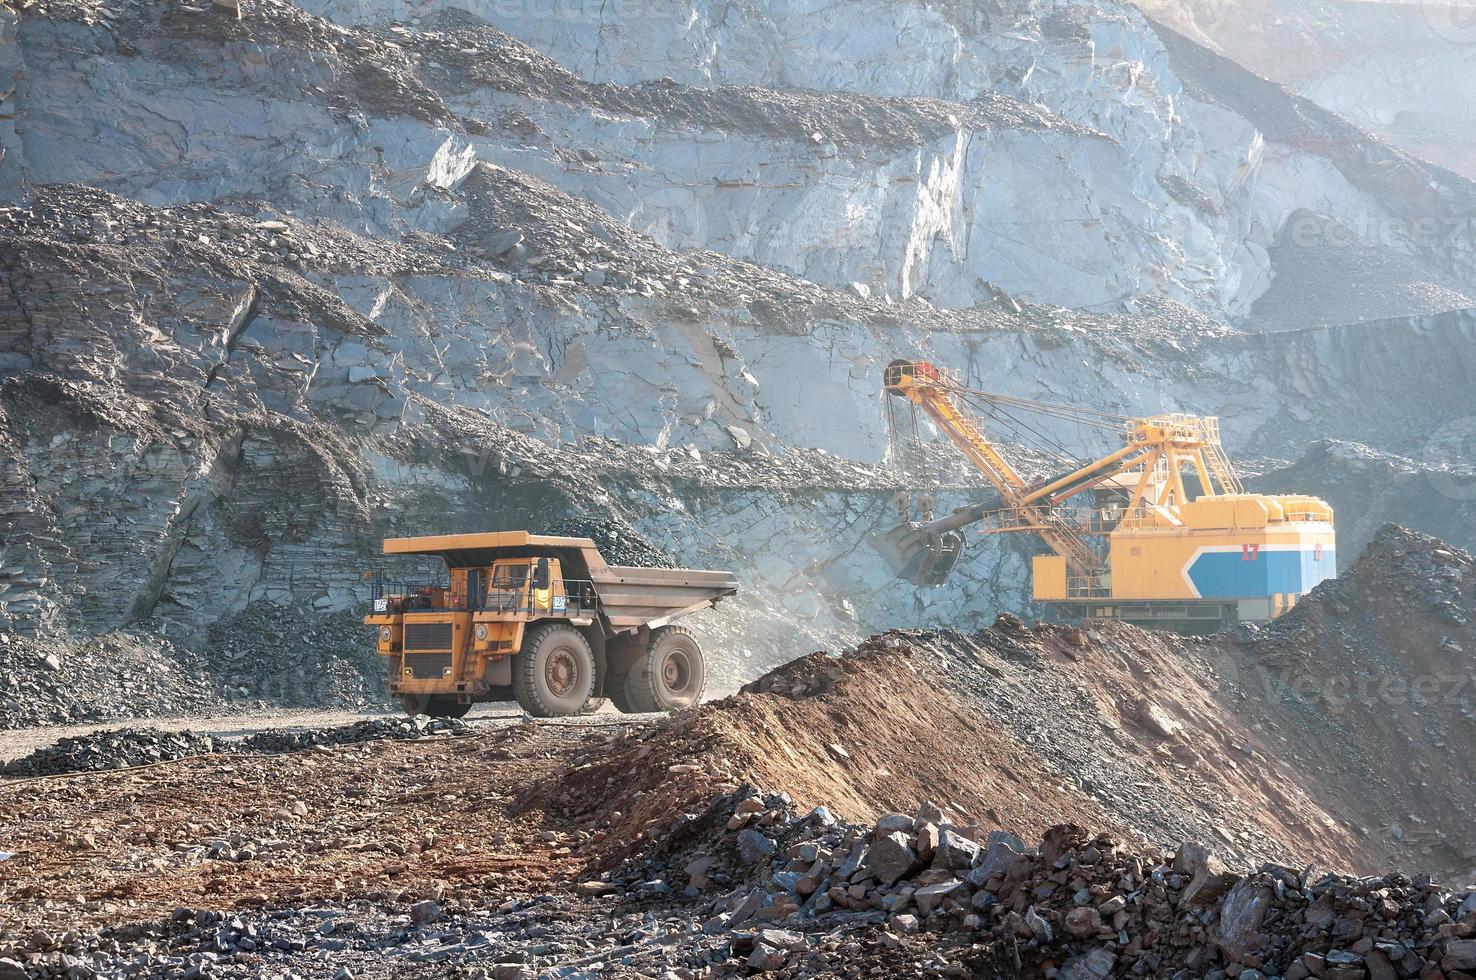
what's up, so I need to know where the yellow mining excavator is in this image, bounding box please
[874,360,1336,631]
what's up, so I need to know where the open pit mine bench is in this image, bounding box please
[365,531,739,718]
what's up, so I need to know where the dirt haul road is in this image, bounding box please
[0,703,657,766]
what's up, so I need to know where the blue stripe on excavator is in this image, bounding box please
[1186,549,1337,599]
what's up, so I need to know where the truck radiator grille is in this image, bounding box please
[408,653,452,679]
[404,622,453,651]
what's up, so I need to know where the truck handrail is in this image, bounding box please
[369,577,602,617]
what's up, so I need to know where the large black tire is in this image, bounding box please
[622,625,706,713]
[514,623,596,718]
[397,694,471,719]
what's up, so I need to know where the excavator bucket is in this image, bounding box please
[870,522,965,587]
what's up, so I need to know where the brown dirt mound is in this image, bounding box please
[542,626,1362,880]
[529,643,1123,882]
[699,635,1123,838]
[549,524,1476,885]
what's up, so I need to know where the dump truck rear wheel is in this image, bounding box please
[397,695,471,719]
[515,623,596,718]
[623,625,706,712]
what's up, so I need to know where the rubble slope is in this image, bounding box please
[587,524,1476,883]
[1223,526,1476,880]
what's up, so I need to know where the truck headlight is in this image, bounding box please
[475,623,488,641]
[379,626,392,642]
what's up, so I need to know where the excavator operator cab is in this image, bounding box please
[883,359,945,396]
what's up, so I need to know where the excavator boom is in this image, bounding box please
[880,360,1107,585]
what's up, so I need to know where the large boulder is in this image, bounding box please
[1218,879,1274,961]
[1175,842,1240,908]
[932,827,982,871]
[866,831,920,885]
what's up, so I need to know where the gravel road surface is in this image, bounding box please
[0,702,652,764]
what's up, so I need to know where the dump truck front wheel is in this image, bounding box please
[397,695,471,719]
[515,623,596,718]
[623,625,706,712]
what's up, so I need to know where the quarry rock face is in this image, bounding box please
[6,4,1476,976]
[1144,0,1476,182]
[0,0,1475,697]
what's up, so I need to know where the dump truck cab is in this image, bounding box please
[365,531,737,719]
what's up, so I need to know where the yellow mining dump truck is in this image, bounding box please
[364,531,739,718]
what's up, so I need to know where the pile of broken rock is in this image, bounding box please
[663,793,1476,978]
[0,632,219,731]
[2,716,472,778]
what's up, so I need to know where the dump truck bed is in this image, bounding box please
[381,531,738,632]
[590,564,739,631]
